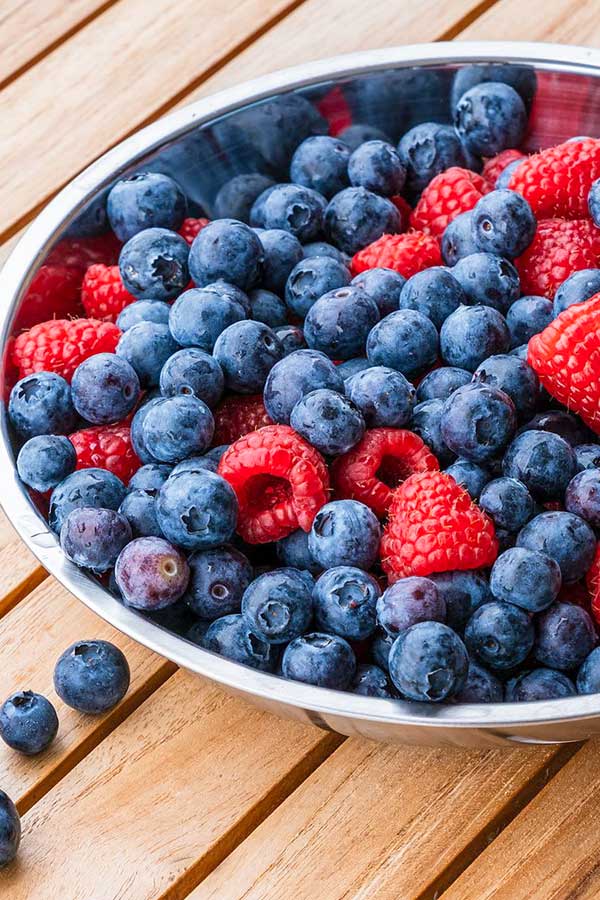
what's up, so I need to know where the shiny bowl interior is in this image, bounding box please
[3,42,600,748]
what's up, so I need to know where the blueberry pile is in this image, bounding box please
[8,61,600,725]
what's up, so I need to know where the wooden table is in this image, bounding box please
[1,2,600,897]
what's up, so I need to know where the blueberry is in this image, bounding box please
[522,410,591,447]
[473,354,539,420]
[345,365,416,428]
[16,434,76,493]
[156,470,237,550]
[119,489,162,537]
[159,347,224,408]
[324,187,401,255]
[471,189,536,259]
[440,305,510,371]
[0,791,20,867]
[376,576,445,638]
[117,299,171,331]
[366,308,438,377]
[351,267,406,317]
[169,286,246,352]
[399,267,466,329]
[428,571,493,632]
[115,535,189,609]
[397,123,468,201]
[441,211,479,266]
[454,82,527,156]
[313,566,380,640]
[337,357,371,381]
[66,191,110,239]
[506,668,576,701]
[410,399,454,466]
[517,511,596,584]
[119,227,189,300]
[577,647,600,694]
[479,477,534,532]
[371,628,394,671]
[251,183,326,242]
[290,388,364,455]
[285,256,350,318]
[213,320,283,393]
[54,639,130,714]
[8,372,77,439]
[213,173,275,222]
[441,382,516,463]
[186,619,212,646]
[451,63,537,113]
[274,324,306,355]
[490,546,561,614]
[495,158,524,189]
[290,135,350,198]
[503,430,576,500]
[258,229,304,294]
[338,124,392,151]
[453,660,503,703]
[388,621,468,702]
[303,241,350,265]
[116,322,179,388]
[107,172,187,241]
[534,601,596,670]
[575,443,600,471]
[565,469,600,527]
[142,395,214,463]
[445,459,490,500]
[589,178,600,226]
[347,140,406,196]
[510,344,528,360]
[203,614,275,672]
[276,528,320,574]
[465,601,534,670]
[242,568,313,643]
[184,545,252,619]
[351,663,395,697]
[451,253,520,313]
[60,507,132,573]
[305,285,380,360]
[263,349,343,424]
[281,632,356,689]
[309,500,381,570]
[170,455,218,475]
[71,352,140,425]
[506,295,554,348]
[49,468,126,533]
[553,268,600,316]
[0,691,58,755]
[130,397,165,464]
[188,218,263,290]
[416,366,472,403]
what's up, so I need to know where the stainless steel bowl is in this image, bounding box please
[3,41,600,748]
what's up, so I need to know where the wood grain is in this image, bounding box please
[0,576,174,812]
[0,672,341,899]
[458,0,600,41]
[0,510,45,617]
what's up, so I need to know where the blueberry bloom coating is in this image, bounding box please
[553,268,600,316]
[589,177,600,227]
[202,614,275,672]
[565,469,600,527]
[0,791,20,866]
[345,366,416,428]
[399,267,466,329]
[49,468,126,533]
[453,661,503,703]
[119,489,162,537]
[534,602,596,671]
[305,286,380,360]
[309,500,381,571]
[490,547,562,613]
[523,410,591,448]
[9,372,77,439]
[454,82,527,156]
[505,668,576,702]
[248,289,287,328]
[371,628,394,672]
[351,267,406,317]
[251,184,326,242]
[54,640,130,714]
[130,397,166,464]
[290,389,365,455]
[325,187,401,255]
[184,545,253,620]
[264,349,343,424]
[281,632,356,689]
[115,536,190,609]
[441,211,479,266]
[60,507,132,573]
[503,430,576,500]
[242,568,313,644]
[290,135,351,198]
[159,347,224,408]
[479,477,534,533]
[473,353,539,420]
[398,123,468,200]
[376,576,445,638]
[450,63,537,113]
[0,691,59,755]
[517,511,596,584]
[258,229,304,294]
[577,647,600,694]
[156,470,238,551]
[119,227,190,301]
[388,621,469,702]
[445,459,490,500]
[471,189,536,259]
[339,123,392,151]
[142,395,214,463]
[303,241,349,265]
[506,296,553,348]
[440,304,510,371]
[575,444,600,472]
[17,435,76,493]
[276,529,321,575]
[107,172,187,241]
[275,325,307,356]
[213,173,275,222]
[428,571,493,633]
[313,566,380,640]
[416,366,472,404]
[71,352,140,424]
[410,399,454,466]
[169,287,246,352]
[366,308,439,378]
[188,218,263,290]
[347,140,406,196]
[351,664,395,697]
[285,256,351,319]
[117,299,171,331]
[441,382,517,463]
[451,253,520,314]
[465,601,534,670]
[213,320,284,393]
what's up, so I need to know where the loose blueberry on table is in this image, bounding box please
[11,66,600,721]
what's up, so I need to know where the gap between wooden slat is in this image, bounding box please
[437,0,500,40]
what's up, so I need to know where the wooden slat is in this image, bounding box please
[441,741,600,900]
[458,0,600,41]
[0,672,341,899]
[0,0,115,87]
[0,0,301,241]
[0,510,45,616]
[0,576,174,812]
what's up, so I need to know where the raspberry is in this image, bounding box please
[218,424,330,543]
[482,149,526,186]
[14,265,83,331]
[351,231,442,278]
[12,318,121,382]
[528,292,600,433]
[81,264,136,322]
[315,85,353,136]
[381,470,498,582]
[212,394,272,446]
[389,195,412,231]
[515,218,600,298]
[508,138,600,219]
[409,167,491,238]
[70,422,140,483]
[586,543,600,624]
[331,428,439,518]
[178,217,210,245]
[46,233,122,270]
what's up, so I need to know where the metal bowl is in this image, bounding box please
[3,41,600,748]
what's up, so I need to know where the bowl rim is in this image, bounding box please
[3,40,600,732]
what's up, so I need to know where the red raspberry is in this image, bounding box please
[351,231,442,278]
[315,85,353,136]
[212,394,272,446]
[508,138,600,219]
[586,543,600,624]
[81,264,136,322]
[409,167,491,238]
[381,470,498,582]
[515,218,600,298]
[12,318,121,382]
[331,429,439,518]
[218,425,330,544]
[70,422,140,483]
[178,217,210,245]
[528,292,600,434]
[46,232,122,270]
[13,265,83,331]
[389,195,412,231]
[482,149,526,186]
